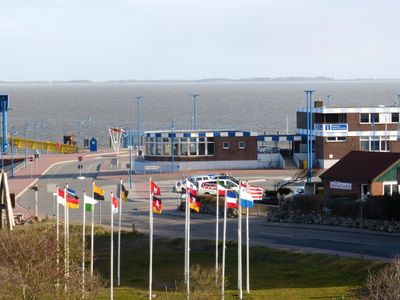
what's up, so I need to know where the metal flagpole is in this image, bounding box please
[55,188,60,289]
[110,192,114,300]
[99,194,102,226]
[246,206,250,294]
[221,188,228,299]
[82,192,86,298]
[238,182,242,299]
[118,179,122,286]
[185,183,190,298]
[215,181,219,283]
[184,184,188,285]
[149,178,153,300]
[91,181,95,279]
[63,185,68,292]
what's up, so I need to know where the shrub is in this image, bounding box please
[361,257,400,299]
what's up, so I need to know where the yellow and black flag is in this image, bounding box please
[93,183,105,200]
[121,184,129,202]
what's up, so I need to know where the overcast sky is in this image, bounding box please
[1,0,399,81]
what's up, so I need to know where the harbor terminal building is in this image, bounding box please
[132,100,400,173]
[295,100,400,169]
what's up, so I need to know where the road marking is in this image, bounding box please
[259,232,293,238]
[315,237,378,246]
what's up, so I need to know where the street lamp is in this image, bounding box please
[24,123,30,167]
[190,93,200,130]
[10,126,16,177]
[33,120,39,155]
[87,116,92,147]
[77,120,84,149]
[356,193,368,259]
[171,121,175,173]
[135,96,143,153]
[40,120,47,155]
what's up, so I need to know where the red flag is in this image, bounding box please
[112,196,118,214]
[150,181,161,196]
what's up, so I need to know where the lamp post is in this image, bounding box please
[10,126,16,177]
[24,123,30,167]
[190,93,200,130]
[304,90,315,183]
[33,120,38,155]
[356,194,368,259]
[171,121,175,173]
[40,120,47,155]
[77,120,83,149]
[87,116,91,147]
[135,96,143,153]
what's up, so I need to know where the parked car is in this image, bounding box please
[197,179,239,196]
[174,173,238,193]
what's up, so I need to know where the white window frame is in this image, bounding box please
[238,141,246,149]
[383,181,398,195]
[223,142,230,150]
[326,136,347,142]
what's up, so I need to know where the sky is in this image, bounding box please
[0,0,399,81]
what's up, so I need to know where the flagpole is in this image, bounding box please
[91,181,95,279]
[149,177,153,300]
[82,191,86,298]
[246,206,250,294]
[221,188,228,299]
[184,184,188,285]
[118,179,122,286]
[238,182,242,300]
[215,181,219,284]
[185,183,190,298]
[55,188,60,289]
[110,192,114,300]
[63,185,67,292]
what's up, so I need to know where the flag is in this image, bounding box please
[93,184,105,200]
[217,180,227,196]
[112,196,118,214]
[150,181,161,196]
[56,188,66,206]
[152,196,162,214]
[84,194,98,212]
[186,181,200,212]
[66,187,80,209]
[248,185,264,200]
[226,190,238,209]
[121,184,129,201]
[240,183,254,208]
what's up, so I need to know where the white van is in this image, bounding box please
[197,179,239,196]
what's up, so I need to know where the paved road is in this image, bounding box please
[18,157,400,261]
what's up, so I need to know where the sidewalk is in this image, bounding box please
[8,150,118,216]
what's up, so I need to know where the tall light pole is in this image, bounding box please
[33,120,38,155]
[171,121,175,173]
[40,120,47,155]
[326,95,331,107]
[10,126,16,177]
[136,96,143,152]
[24,123,30,167]
[77,120,83,149]
[87,116,91,147]
[304,90,315,183]
[190,93,200,130]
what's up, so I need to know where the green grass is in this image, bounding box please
[93,232,383,299]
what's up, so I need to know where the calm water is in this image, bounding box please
[1,81,400,146]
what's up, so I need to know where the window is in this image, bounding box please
[371,113,379,123]
[326,136,347,142]
[360,113,369,123]
[238,141,246,149]
[360,136,389,152]
[223,142,230,150]
[392,113,399,123]
[383,182,398,195]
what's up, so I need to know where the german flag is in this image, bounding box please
[121,184,129,202]
[93,183,105,200]
[152,196,162,214]
[66,187,79,209]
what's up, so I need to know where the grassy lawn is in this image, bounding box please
[93,231,383,299]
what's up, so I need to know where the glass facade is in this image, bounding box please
[145,135,215,157]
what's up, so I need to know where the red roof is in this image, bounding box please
[320,151,400,181]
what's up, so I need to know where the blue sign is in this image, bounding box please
[0,95,8,112]
[314,123,348,132]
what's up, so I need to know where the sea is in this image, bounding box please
[1,80,400,146]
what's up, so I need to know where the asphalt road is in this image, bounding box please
[18,156,400,261]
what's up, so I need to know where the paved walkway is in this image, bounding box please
[8,150,120,216]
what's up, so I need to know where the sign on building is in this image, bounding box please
[330,181,352,190]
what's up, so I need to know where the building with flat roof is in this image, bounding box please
[133,129,303,173]
[295,100,400,169]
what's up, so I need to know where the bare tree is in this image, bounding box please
[362,257,400,300]
[0,224,104,300]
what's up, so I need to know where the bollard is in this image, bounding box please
[132,223,135,232]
